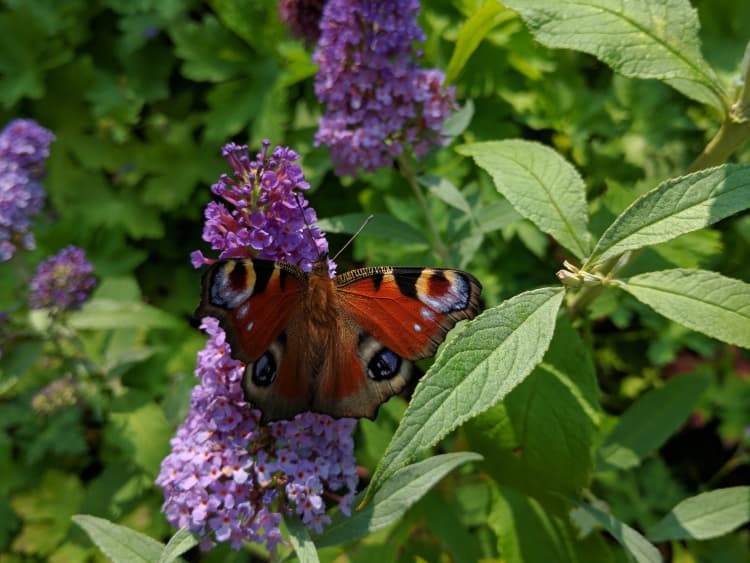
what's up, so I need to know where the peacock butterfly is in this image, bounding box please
[195,256,481,422]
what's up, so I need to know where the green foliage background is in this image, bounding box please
[1,0,749,561]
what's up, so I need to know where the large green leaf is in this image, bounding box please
[72,515,165,563]
[598,374,709,471]
[316,452,482,547]
[459,140,592,260]
[467,316,600,511]
[622,269,750,348]
[503,0,727,113]
[648,487,750,541]
[575,502,662,563]
[587,164,750,267]
[365,287,564,498]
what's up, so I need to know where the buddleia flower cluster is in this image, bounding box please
[0,119,55,261]
[158,141,357,550]
[191,141,332,275]
[29,245,97,312]
[314,0,456,175]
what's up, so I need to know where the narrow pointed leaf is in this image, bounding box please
[159,528,198,563]
[317,452,482,547]
[588,164,750,266]
[445,1,507,84]
[72,515,164,563]
[598,374,709,471]
[459,140,592,260]
[366,287,564,497]
[622,269,750,348]
[503,0,727,113]
[418,174,473,217]
[576,503,662,563]
[648,487,750,541]
[285,516,319,563]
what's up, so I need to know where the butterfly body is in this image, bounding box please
[196,257,481,422]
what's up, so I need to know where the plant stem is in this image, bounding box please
[397,153,450,264]
[688,117,750,172]
[689,40,750,172]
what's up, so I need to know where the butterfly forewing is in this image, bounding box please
[335,266,482,360]
[195,258,305,363]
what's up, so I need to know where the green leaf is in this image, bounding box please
[503,0,727,113]
[466,316,600,510]
[68,298,182,330]
[476,199,522,234]
[418,174,474,217]
[575,502,662,563]
[317,452,482,547]
[73,515,165,563]
[598,374,709,471]
[648,487,750,542]
[621,269,750,349]
[169,15,253,82]
[458,140,592,260]
[106,399,172,477]
[441,99,475,137]
[285,515,319,563]
[366,287,564,498]
[12,471,83,556]
[445,2,507,84]
[317,213,429,246]
[159,528,198,563]
[491,488,616,563]
[588,164,750,266]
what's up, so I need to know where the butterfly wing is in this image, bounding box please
[195,258,314,418]
[335,266,482,359]
[313,266,481,418]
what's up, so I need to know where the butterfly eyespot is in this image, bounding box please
[367,348,402,381]
[252,352,277,386]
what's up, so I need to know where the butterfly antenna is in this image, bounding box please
[331,214,374,263]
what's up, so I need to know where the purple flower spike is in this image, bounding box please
[0,119,54,261]
[197,141,331,275]
[160,140,356,550]
[29,245,96,311]
[314,0,457,176]
[156,318,358,551]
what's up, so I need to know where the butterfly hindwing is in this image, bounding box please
[335,266,482,360]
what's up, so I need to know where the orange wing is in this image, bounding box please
[195,259,305,363]
[335,266,482,360]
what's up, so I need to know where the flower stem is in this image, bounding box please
[397,153,450,264]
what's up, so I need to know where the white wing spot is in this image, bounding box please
[246,321,254,332]
[413,323,422,332]
[238,304,250,318]
[421,307,436,321]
